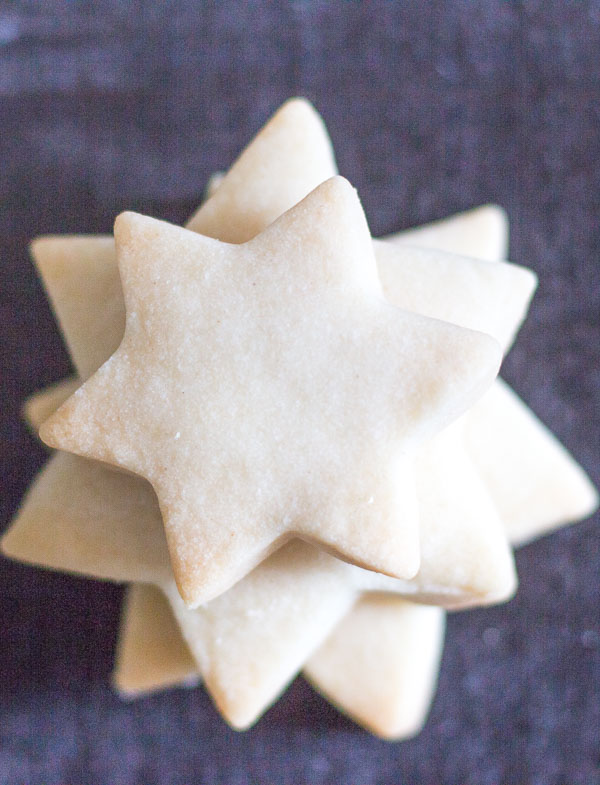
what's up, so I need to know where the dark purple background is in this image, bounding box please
[1,2,599,783]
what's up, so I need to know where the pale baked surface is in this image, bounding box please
[16,202,538,614]
[7,102,534,730]
[2,5,599,782]
[113,584,199,697]
[466,378,599,545]
[33,100,502,604]
[106,202,596,738]
[10,200,590,735]
[304,596,446,740]
[383,204,509,263]
[38,187,502,608]
[8,180,595,736]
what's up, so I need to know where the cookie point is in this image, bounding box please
[456,329,503,405]
[113,209,141,235]
[573,470,600,520]
[279,95,318,117]
[318,175,358,206]
[327,174,352,191]
[28,235,64,269]
[213,697,260,732]
[476,203,509,228]
[475,203,510,258]
[0,528,15,559]
[480,330,503,370]
[37,417,58,450]
[174,576,200,610]
[29,235,50,260]
[266,97,325,141]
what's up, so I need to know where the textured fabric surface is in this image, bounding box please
[1,2,599,783]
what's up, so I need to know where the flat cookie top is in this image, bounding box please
[40,177,501,607]
[9,96,543,726]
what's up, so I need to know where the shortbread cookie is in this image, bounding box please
[25,201,520,721]
[466,378,598,544]
[7,102,564,728]
[11,187,534,731]
[384,203,508,262]
[10,149,535,728]
[30,98,500,607]
[30,101,511,608]
[8,96,596,736]
[40,178,502,607]
[8,101,511,728]
[109,204,596,735]
[28,240,534,609]
[114,583,199,697]
[24,231,536,611]
[6,228,532,728]
[21,236,534,607]
[304,596,446,740]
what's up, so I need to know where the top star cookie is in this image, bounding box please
[40,175,501,608]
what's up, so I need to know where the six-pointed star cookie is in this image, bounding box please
[5,111,539,725]
[5,98,596,736]
[24,189,533,619]
[7,205,595,731]
[5,224,533,728]
[103,205,596,733]
[25,99,513,614]
[39,177,501,607]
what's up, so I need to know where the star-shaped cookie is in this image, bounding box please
[5,227,532,728]
[7,204,594,732]
[5,100,595,737]
[110,203,597,738]
[4,101,529,729]
[22,203,533,614]
[25,100,513,612]
[39,176,501,607]
[112,584,445,740]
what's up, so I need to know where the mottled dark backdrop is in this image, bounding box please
[1,2,599,784]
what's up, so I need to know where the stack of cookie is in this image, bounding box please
[3,99,597,739]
